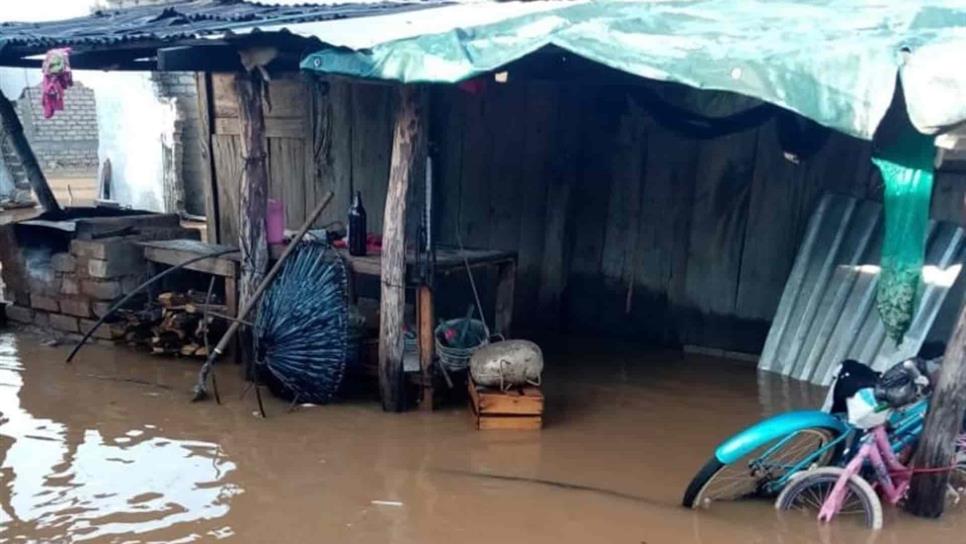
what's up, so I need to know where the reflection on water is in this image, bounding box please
[0,334,241,543]
[2,331,965,543]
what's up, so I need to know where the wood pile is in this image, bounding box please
[115,291,228,357]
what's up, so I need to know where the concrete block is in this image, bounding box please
[30,294,59,312]
[49,313,79,333]
[33,311,50,327]
[28,276,62,296]
[62,276,80,295]
[6,305,34,323]
[81,280,122,301]
[91,301,114,318]
[70,237,141,261]
[88,257,146,279]
[74,256,91,279]
[79,319,124,340]
[51,252,77,273]
[60,298,91,318]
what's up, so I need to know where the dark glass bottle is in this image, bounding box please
[348,191,367,256]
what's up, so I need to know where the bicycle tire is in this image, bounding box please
[683,427,839,509]
[775,467,882,530]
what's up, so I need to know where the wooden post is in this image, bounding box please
[379,86,422,412]
[418,284,435,411]
[0,89,61,214]
[195,72,220,243]
[234,72,270,309]
[906,301,966,517]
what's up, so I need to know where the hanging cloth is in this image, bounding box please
[871,122,934,346]
[41,48,73,119]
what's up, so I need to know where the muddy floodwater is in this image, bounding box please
[2,330,966,543]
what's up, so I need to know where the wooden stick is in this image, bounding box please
[418,284,435,411]
[906,301,966,517]
[0,88,61,215]
[192,191,334,401]
[378,85,422,412]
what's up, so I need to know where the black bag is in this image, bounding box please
[829,359,880,414]
[874,358,932,408]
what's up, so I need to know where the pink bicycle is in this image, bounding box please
[775,361,966,529]
[775,423,908,529]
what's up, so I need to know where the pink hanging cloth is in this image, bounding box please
[41,48,73,119]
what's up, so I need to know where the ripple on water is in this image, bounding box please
[0,334,242,542]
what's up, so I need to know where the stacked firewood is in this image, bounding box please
[115,291,228,357]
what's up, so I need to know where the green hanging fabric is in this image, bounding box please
[872,125,934,346]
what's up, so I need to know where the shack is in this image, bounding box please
[2,0,966,418]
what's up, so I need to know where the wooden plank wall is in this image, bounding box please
[208,75,965,353]
[210,73,325,243]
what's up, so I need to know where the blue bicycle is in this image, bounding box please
[683,360,932,509]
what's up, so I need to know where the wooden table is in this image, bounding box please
[139,239,243,317]
[340,246,518,336]
[139,239,518,407]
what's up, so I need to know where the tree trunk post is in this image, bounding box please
[234,72,270,339]
[379,86,422,412]
[906,301,966,517]
[0,88,61,215]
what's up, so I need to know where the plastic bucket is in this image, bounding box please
[435,318,488,372]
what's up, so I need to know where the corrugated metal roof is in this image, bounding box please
[256,1,579,50]
[0,0,447,54]
[758,192,965,385]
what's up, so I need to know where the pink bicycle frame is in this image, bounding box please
[818,426,911,522]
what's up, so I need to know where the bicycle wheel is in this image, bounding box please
[776,467,882,530]
[683,427,838,509]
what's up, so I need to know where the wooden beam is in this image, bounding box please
[234,72,270,309]
[159,46,243,72]
[906,301,966,517]
[378,85,423,412]
[195,72,220,243]
[0,88,61,215]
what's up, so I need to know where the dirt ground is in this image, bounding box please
[1,330,965,543]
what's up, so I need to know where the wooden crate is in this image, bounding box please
[468,378,543,430]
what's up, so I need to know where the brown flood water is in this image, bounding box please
[2,330,966,543]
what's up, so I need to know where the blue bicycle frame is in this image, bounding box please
[713,397,929,495]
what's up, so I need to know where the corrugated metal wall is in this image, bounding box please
[759,193,965,385]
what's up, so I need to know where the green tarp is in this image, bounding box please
[873,123,935,346]
[302,0,966,141]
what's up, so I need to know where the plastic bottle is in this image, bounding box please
[266,199,285,244]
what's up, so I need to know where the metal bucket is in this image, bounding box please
[435,318,488,372]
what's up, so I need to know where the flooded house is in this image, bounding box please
[2,1,966,542]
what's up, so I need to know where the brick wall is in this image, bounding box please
[13,83,99,173]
